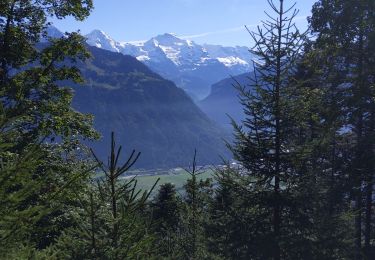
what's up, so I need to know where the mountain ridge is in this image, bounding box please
[70,45,230,168]
[83,29,253,99]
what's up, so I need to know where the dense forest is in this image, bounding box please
[1,0,375,259]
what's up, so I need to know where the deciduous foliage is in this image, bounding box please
[0,0,97,258]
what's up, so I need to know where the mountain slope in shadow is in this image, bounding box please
[72,46,230,169]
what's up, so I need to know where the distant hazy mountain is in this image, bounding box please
[71,45,230,169]
[199,72,253,130]
[84,30,253,99]
[46,26,64,38]
[40,26,64,42]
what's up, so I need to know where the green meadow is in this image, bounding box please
[124,168,216,194]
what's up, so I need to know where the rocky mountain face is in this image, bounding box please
[198,72,253,130]
[85,30,253,99]
[71,45,230,169]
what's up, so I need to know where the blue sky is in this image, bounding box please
[52,0,317,46]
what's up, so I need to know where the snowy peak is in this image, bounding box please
[85,30,121,53]
[141,33,208,66]
[44,27,252,70]
[151,33,191,46]
[82,29,254,99]
[83,29,252,69]
[153,33,179,41]
[42,26,253,100]
[217,56,248,67]
[203,44,252,67]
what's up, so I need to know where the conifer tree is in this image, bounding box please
[290,53,354,258]
[0,110,96,257]
[229,0,307,258]
[0,135,43,257]
[207,165,258,259]
[151,183,181,258]
[310,1,375,257]
[54,132,159,259]
[180,150,213,259]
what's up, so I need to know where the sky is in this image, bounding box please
[52,0,317,47]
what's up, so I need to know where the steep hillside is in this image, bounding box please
[199,73,253,130]
[72,46,230,169]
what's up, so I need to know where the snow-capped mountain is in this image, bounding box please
[86,30,122,53]
[85,30,253,99]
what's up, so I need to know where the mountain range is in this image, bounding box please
[43,26,252,168]
[84,29,253,99]
[71,45,230,169]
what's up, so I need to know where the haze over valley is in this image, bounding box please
[45,26,251,168]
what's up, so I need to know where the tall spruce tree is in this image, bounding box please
[229,0,307,258]
[290,51,354,258]
[310,1,375,258]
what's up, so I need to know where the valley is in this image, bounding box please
[72,45,232,168]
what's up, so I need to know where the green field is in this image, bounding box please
[123,168,216,195]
